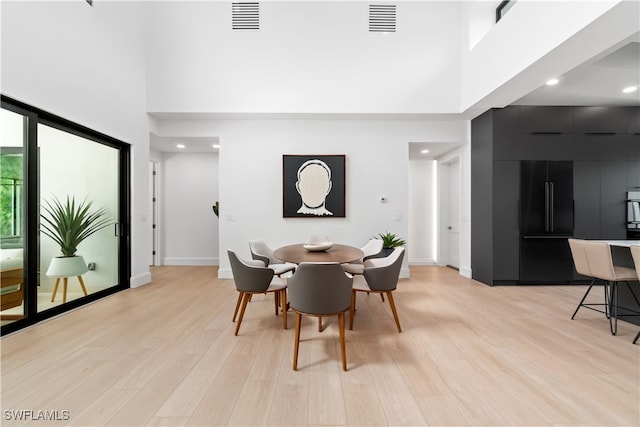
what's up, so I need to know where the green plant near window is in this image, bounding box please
[212,201,219,217]
[40,196,113,257]
[377,231,406,249]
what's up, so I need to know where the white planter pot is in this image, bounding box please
[46,256,88,278]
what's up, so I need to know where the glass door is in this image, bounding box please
[1,96,130,335]
[38,123,120,311]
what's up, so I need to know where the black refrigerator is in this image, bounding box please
[520,161,575,283]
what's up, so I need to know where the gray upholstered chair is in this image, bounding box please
[342,238,383,276]
[568,238,609,320]
[583,241,639,335]
[629,245,640,344]
[228,249,288,336]
[287,262,353,371]
[249,240,296,277]
[350,247,405,332]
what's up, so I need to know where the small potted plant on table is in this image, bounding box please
[376,231,406,258]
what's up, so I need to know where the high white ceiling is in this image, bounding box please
[410,39,640,161]
[514,41,640,107]
[151,39,639,159]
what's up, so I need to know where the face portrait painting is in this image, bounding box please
[295,159,333,216]
[283,155,346,218]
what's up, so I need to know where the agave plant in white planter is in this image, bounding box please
[40,196,113,301]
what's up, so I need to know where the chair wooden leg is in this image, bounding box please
[386,291,402,332]
[274,291,279,316]
[339,312,347,371]
[233,292,244,322]
[235,292,251,336]
[293,312,302,370]
[380,293,385,302]
[349,291,356,330]
[281,289,287,330]
[318,316,323,332]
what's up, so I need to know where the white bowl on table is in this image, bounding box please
[303,242,334,252]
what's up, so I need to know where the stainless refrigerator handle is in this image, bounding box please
[549,181,554,232]
[544,181,550,232]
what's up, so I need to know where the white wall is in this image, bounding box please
[1,1,152,287]
[408,160,437,265]
[154,117,469,278]
[161,152,219,265]
[145,1,462,114]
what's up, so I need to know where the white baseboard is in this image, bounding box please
[130,271,152,288]
[459,266,472,278]
[162,257,219,266]
[218,267,233,279]
[408,258,436,266]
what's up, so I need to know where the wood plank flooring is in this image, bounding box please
[1,265,639,426]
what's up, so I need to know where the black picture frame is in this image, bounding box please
[283,154,346,218]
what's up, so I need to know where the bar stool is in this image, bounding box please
[629,245,640,344]
[568,239,609,320]
[583,241,639,335]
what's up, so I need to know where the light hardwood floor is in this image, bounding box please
[1,266,639,426]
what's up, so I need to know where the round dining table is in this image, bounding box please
[274,244,364,264]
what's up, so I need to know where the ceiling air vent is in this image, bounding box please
[232,2,260,30]
[369,4,396,33]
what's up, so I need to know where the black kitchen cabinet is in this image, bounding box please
[493,161,520,281]
[574,161,601,239]
[471,105,639,286]
[520,106,574,134]
[600,161,629,239]
[629,161,640,188]
[626,108,640,134]
[574,106,629,134]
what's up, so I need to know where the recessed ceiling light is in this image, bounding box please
[546,78,559,86]
[176,144,186,149]
[213,144,220,149]
[622,86,638,93]
[421,149,430,154]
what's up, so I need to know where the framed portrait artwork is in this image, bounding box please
[282,154,346,218]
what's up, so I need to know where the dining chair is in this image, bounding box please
[350,247,405,332]
[629,245,640,344]
[249,240,297,277]
[583,241,639,335]
[228,249,288,335]
[568,238,609,320]
[287,262,353,371]
[342,238,383,276]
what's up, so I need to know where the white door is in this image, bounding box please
[149,161,159,266]
[447,159,460,269]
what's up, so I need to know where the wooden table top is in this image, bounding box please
[274,244,364,264]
